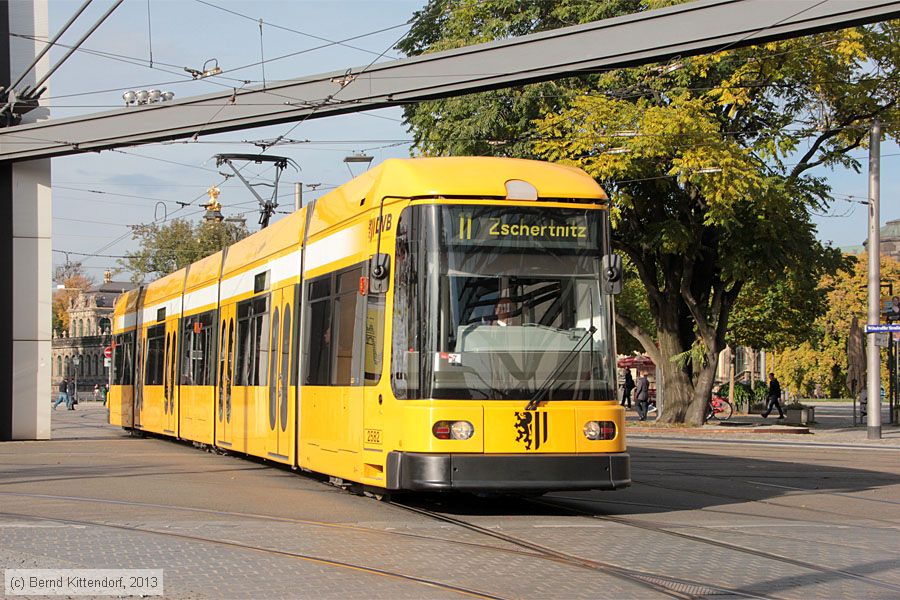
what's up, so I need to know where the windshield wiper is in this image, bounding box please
[525,325,596,411]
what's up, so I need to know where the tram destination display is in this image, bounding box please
[444,206,600,251]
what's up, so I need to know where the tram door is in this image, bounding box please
[216,305,236,448]
[265,288,295,463]
[163,321,179,436]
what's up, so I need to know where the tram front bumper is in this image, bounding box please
[385,452,630,492]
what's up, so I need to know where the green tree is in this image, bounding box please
[120,219,250,282]
[728,261,848,352]
[775,253,900,398]
[400,0,897,424]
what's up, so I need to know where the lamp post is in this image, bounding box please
[867,117,882,440]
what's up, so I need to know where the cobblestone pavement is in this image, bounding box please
[1,404,898,599]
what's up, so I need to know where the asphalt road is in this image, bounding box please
[1,404,898,599]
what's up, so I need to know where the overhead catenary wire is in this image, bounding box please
[194,0,402,62]
[8,32,252,90]
[265,25,412,149]
[30,0,126,94]
[18,16,409,103]
[5,0,93,93]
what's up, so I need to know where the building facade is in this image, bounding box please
[51,276,135,398]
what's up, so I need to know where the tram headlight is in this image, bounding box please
[432,420,475,440]
[584,421,616,440]
[450,420,474,440]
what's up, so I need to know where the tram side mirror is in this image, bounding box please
[602,254,623,295]
[369,253,391,293]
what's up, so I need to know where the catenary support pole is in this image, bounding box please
[294,182,302,212]
[867,118,882,440]
[0,0,52,441]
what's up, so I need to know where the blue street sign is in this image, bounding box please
[865,324,900,333]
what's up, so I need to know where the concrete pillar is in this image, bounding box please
[0,0,52,440]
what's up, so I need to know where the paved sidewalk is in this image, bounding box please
[625,401,900,447]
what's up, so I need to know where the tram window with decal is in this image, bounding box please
[108,157,630,495]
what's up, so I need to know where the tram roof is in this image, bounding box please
[335,157,607,203]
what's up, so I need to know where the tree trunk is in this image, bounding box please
[651,312,721,426]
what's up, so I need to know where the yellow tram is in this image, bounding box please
[109,157,630,492]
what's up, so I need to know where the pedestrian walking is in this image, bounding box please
[52,378,68,410]
[762,372,785,419]
[101,384,108,407]
[634,370,650,421]
[620,370,635,408]
[93,384,100,401]
[66,378,76,410]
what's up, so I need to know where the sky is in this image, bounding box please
[34,0,900,281]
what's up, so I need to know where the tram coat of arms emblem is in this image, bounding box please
[514,411,549,450]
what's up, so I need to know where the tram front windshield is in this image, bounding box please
[391,204,616,401]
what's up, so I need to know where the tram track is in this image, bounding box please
[634,476,900,528]
[548,495,900,556]
[388,500,772,600]
[0,509,510,600]
[531,495,900,596]
[0,490,762,599]
[0,491,536,558]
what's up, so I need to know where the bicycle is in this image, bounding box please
[706,395,733,421]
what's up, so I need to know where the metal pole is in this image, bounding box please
[867,117,882,440]
[294,182,302,211]
[6,0,93,93]
[31,0,125,92]
[890,339,895,424]
[888,334,900,425]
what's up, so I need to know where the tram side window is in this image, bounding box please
[112,332,135,385]
[303,265,364,386]
[181,311,216,385]
[335,269,361,384]
[364,288,385,385]
[236,295,270,386]
[145,324,166,385]
[391,213,417,399]
[305,278,332,385]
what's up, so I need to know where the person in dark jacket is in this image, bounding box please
[66,378,76,410]
[620,370,635,408]
[762,372,784,419]
[52,378,68,410]
[634,370,650,421]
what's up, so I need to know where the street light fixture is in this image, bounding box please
[123,89,175,106]
[185,58,222,80]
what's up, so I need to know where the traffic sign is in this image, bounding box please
[103,346,112,359]
[865,324,900,333]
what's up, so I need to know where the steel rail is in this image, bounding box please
[389,501,770,600]
[533,495,900,594]
[0,510,510,600]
